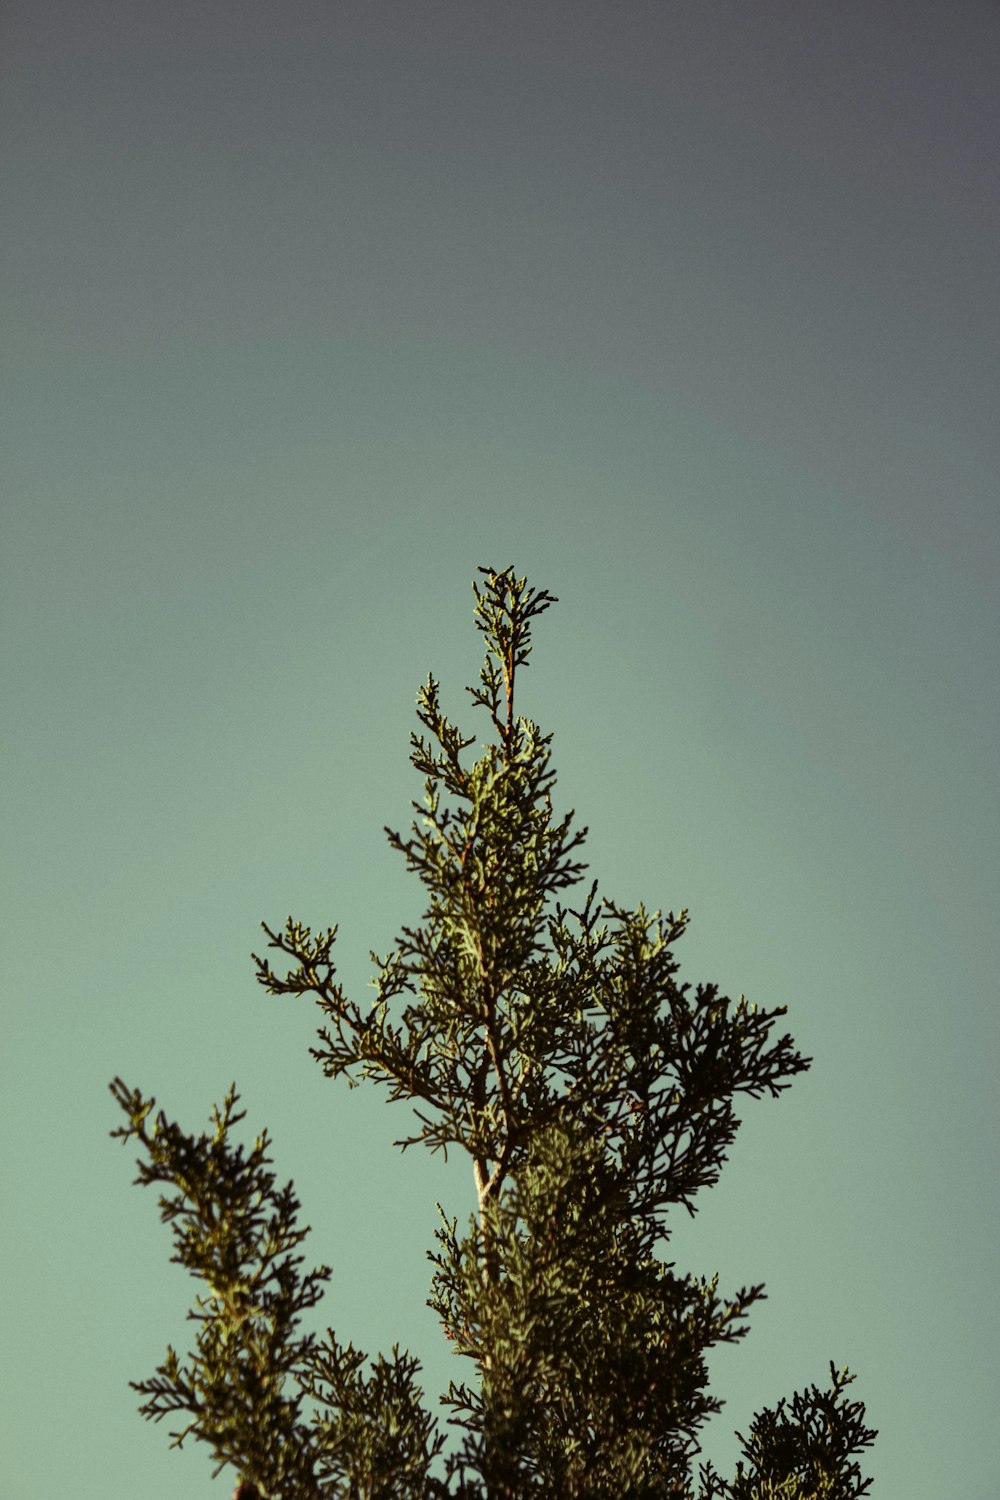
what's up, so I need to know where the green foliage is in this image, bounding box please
[110,565,876,1498]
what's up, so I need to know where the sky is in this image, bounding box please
[1,2,997,1497]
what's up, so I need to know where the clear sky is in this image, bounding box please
[2,3,997,1497]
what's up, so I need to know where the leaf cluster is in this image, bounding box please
[111,565,876,1499]
[110,1079,444,1499]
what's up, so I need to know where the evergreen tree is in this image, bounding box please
[110,564,876,1499]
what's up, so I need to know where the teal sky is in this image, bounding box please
[2,4,997,1497]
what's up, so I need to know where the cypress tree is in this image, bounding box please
[111,564,876,1499]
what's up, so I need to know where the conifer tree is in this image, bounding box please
[110,564,876,1499]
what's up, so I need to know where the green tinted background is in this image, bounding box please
[2,3,997,1498]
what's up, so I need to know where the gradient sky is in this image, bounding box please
[2,3,997,1498]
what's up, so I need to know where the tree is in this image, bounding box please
[110,564,876,1499]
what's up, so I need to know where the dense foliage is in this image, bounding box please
[111,564,876,1498]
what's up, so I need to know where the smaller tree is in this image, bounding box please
[111,563,876,1498]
